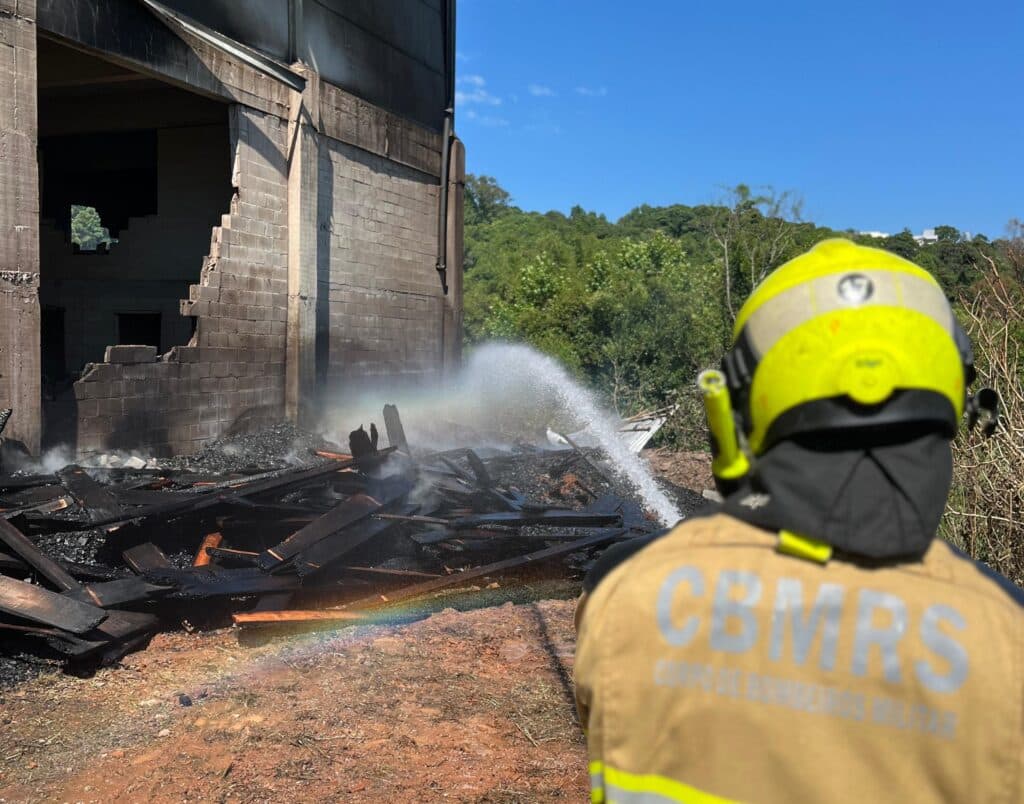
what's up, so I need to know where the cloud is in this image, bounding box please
[464,109,509,127]
[575,86,608,97]
[455,74,502,106]
[528,84,556,97]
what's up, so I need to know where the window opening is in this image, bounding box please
[70,204,118,253]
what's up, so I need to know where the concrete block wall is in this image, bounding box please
[319,138,443,391]
[73,107,289,455]
[0,1,41,453]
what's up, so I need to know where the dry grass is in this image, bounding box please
[941,262,1024,586]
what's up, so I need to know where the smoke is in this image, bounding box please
[22,444,77,474]
[318,342,682,526]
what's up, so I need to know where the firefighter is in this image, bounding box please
[574,239,1023,803]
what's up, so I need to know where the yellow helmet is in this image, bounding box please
[723,238,974,455]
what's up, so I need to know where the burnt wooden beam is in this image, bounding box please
[294,503,418,578]
[122,542,172,574]
[79,450,393,530]
[340,566,442,579]
[259,493,385,573]
[140,567,301,599]
[65,578,174,609]
[193,533,223,567]
[465,450,494,488]
[0,576,107,633]
[1,494,74,520]
[0,474,59,492]
[259,478,412,573]
[382,404,410,453]
[232,610,366,626]
[0,518,80,592]
[346,528,626,611]
[44,610,161,664]
[57,466,123,523]
[446,510,622,530]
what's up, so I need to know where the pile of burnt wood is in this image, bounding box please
[0,406,658,671]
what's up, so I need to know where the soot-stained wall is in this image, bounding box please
[40,124,231,375]
[319,138,443,392]
[73,107,290,455]
[2,0,462,457]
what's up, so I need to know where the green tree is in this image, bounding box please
[705,184,804,318]
[70,205,108,251]
[459,173,1007,447]
[464,175,512,226]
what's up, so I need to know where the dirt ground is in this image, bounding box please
[644,449,712,495]
[0,599,586,803]
[0,451,712,803]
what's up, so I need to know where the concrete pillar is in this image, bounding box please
[442,137,465,377]
[285,66,320,426]
[0,1,41,454]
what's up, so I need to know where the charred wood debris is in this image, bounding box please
[0,407,696,678]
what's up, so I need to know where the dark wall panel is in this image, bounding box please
[39,0,450,131]
[303,0,445,129]
[162,0,291,61]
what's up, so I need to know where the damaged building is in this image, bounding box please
[0,0,463,457]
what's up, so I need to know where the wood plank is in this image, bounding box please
[249,592,294,612]
[315,450,352,461]
[0,550,26,573]
[294,503,418,578]
[80,450,392,530]
[0,575,107,633]
[345,528,625,611]
[42,610,161,663]
[0,483,66,507]
[0,474,59,492]
[382,404,409,453]
[140,567,301,599]
[341,566,442,579]
[57,466,123,523]
[232,610,367,625]
[122,542,172,574]
[65,578,174,608]
[258,481,412,572]
[113,488,190,506]
[446,510,622,530]
[205,546,259,565]
[193,533,223,567]
[465,450,494,488]
[0,517,80,592]
[1,494,74,520]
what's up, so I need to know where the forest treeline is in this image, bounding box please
[462,174,1024,582]
[464,175,1020,423]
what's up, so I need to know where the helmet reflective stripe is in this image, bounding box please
[742,269,955,361]
[723,239,970,455]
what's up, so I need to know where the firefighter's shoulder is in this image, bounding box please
[582,507,769,598]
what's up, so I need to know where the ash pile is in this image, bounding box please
[0,406,699,678]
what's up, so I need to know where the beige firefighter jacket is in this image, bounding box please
[574,513,1024,803]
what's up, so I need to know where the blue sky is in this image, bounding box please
[455,0,1022,238]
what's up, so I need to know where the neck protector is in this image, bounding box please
[722,431,952,561]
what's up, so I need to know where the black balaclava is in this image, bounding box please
[721,429,953,561]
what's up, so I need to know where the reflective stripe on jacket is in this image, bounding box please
[574,513,1024,803]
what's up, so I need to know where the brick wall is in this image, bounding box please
[319,138,444,393]
[73,107,289,456]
